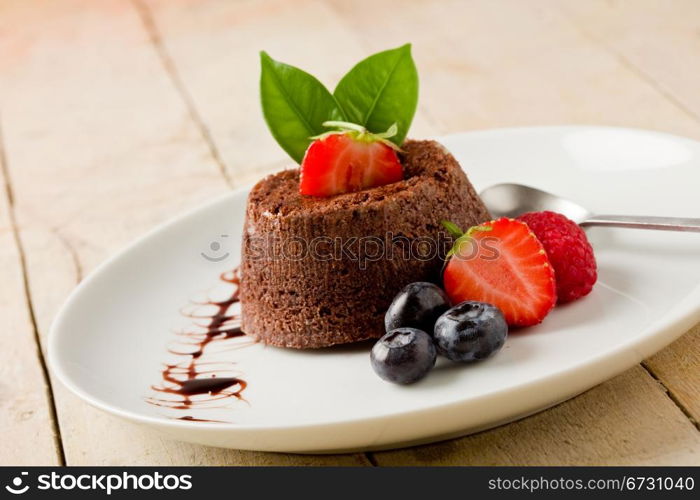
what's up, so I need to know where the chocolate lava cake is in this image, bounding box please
[240,140,490,348]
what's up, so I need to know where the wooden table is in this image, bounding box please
[1,0,699,466]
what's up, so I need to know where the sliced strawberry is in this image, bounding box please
[299,124,403,197]
[442,218,556,327]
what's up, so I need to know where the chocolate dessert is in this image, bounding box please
[240,140,490,348]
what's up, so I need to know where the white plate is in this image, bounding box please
[49,127,700,453]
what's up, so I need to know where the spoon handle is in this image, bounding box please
[581,215,700,232]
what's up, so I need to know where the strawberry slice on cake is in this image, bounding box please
[300,122,404,197]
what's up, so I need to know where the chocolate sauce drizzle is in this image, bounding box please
[146,268,253,422]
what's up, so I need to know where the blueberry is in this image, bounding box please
[385,282,450,333]
[434,301,507,363]
[371,328,437,384]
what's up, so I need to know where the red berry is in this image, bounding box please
[517,211,597,303]
[299,132,403,197]
[443,218,557,327]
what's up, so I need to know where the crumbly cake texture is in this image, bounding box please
[240,139,491,348]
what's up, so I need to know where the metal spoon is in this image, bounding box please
[480,183,700,232]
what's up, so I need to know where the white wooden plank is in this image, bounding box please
[0,127,61,465]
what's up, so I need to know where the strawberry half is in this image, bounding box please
[299,122,404,197]
[442,218,556,327]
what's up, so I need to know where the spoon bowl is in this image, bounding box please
[479,183,591,222]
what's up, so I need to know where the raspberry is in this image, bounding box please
[517,211,597,303]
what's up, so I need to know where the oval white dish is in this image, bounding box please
[49,126,700,453]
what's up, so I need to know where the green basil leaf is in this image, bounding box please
[260,51,343,163]
[333,44,418,146]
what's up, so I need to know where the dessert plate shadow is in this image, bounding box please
[49,126,700,453]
